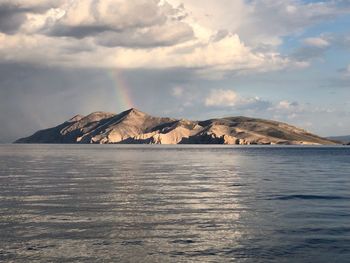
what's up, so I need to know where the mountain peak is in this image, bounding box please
[126,107,143,113]
[122,108,147,117]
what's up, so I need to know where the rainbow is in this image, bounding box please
[107,69,134,111]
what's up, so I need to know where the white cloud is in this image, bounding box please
[303,37,330,48]
[0,0,349,76]
[276,100,299,110]
[204,89,273,112]
[205,89,238,107]
[344,65,350,77]
[50,0,169,31]
[269,100,305,120]
[0,29,290,73]
[171,86,183,97]
[169,0,350,48]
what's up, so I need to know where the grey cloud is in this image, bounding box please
[237,0,350,48]
[203,94,273,111]
[45,23,192,49]
[37,0,194,48]
[43,25,113,39]
[0,1,64,33]
[292,33,350,62]
[321,76,350,89]
[0,0,66,12]
[292,45,329,61]
[332,34,350,50]
[0,0,193,50]
[211,30,229,42]
[43,1,173,37]
[236,99,272,111]
[0,6,27,33]
[95,23,194,48]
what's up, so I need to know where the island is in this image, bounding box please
[15,108,338,145]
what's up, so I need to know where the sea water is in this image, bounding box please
[0,145,349,262]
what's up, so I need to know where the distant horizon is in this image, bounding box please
[1,0,350,142]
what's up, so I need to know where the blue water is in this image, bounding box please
[0,145,350,262]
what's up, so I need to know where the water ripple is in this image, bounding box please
[0,145,350,262]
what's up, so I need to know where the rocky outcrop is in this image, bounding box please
[15,108,338,145]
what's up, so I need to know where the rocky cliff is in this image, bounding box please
[15,108,338,145]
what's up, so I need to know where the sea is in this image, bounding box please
[0,144,349,262]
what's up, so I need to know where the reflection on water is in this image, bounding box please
[0,145,350,262]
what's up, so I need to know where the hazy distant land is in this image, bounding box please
[327,136,350,145]
[15,108,339,145]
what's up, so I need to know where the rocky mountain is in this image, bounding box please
[15,108,338,145]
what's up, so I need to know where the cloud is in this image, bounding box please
[171,86,184,97]
[0,0,64,33]
[346,65,350,75]
[95,21,194,48]
[50,0,163,32]
[169,0,350,48]
[1,0,194,44]
[276,100,300,110]
[0,0,348,78]
[1,0,340,75]
[200,89,349,136]
[293,33,350,63]
[205,89,238,107]
[0,5,27,33]
[40,0,189,40]
[0,0,63,15]
[341,64,350,77]
[303,37,330,48]
[0,30,291,74]
[333,35,350,50]
[204,89,272,111]
[239,0,350,48]
[292,35,332,61]
[203,90,321,122]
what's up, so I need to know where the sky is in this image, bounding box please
[0,0,350,142]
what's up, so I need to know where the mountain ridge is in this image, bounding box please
[15,108,338,145]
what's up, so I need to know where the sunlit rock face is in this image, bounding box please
[15,108,338,145]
